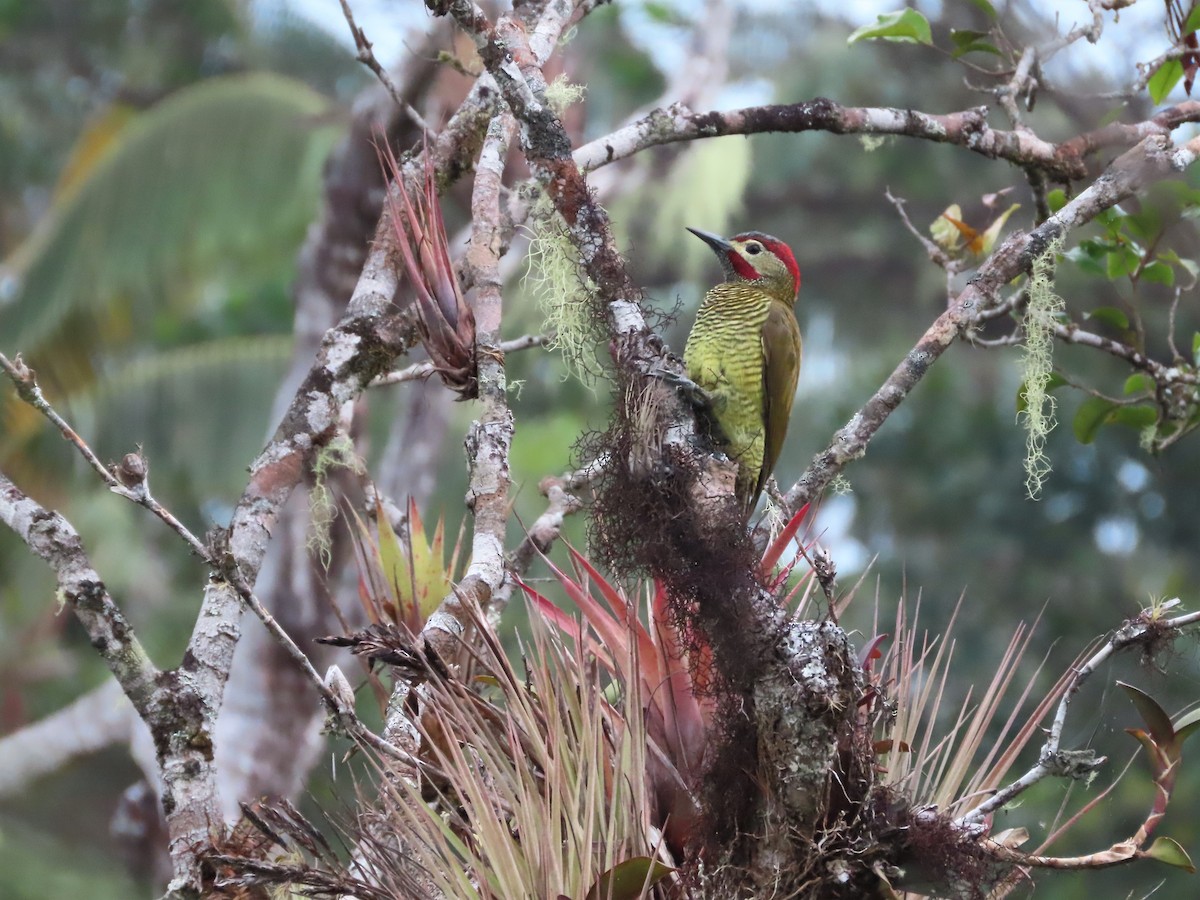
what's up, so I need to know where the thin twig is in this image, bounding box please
[0,350,395,774]
[1167,286,1185,365]
[372,333,549,386]
[1053,369,1146,407]
[338,0,429,131]
[957,601,1200,827]
[885,188,958,271]
[967,333,1024,348]
[0,352,209,560]
[1053,322,1197,383]
[500,479,585,607]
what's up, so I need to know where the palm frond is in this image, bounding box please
[0,73,341,351]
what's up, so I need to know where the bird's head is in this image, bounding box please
[687,227,800,301]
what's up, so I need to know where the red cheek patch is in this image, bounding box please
[727,251,761,280]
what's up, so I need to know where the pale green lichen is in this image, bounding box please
[831,474,853,495]
[859,135,888,152]
[545,75,586,115]
[761,494,787,543]
[309,433,365,567]
[1017,238,1065,499]
[522,194,600,384]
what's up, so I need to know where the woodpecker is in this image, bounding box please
[683,227,802,513]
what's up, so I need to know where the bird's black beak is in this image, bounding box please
[686,226,734,256]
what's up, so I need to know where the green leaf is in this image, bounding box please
[1124,207,1161,242]
[1150,59,1185,104]
[950,29,1001,58]
[1074,396,1118,443]
[1096,207,1124,232]
[930,203,966,252]
[1141,260,1175,285]
[1185,5,1200,35]
[1046,188,1067,212]
[1159,249,1200,281]
[847,9,933,45]
[965,0,998,19]
[1106,247,1141,279]
[1064,246,1106,277]
[585,858,675,900]
[1119,682,1176,746]
[1175,707,1200,744]
[1111,406,1158,430]
[977,203,1021,255]
[1193,331,1200,363]
[642,1,688,25]
[1123,373,1152,395]
[1086,306,1130,331]
[1124,373,1152,395]
[1146,837,1196,872]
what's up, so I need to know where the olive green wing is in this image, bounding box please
[756,300,802,505]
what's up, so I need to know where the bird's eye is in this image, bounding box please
[745,243,762,255]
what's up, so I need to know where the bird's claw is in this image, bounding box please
[648,365,711,412]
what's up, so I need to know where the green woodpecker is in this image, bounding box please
[683,227,802,513]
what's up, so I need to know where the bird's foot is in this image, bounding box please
[648,365,712,412]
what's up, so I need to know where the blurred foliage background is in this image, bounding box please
[3,0,1200,897]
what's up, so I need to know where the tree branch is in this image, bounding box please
[779,134,1200,518]
[371,333,548,386]
[573,98,1200,183]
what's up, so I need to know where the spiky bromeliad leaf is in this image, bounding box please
[520,507,818,850]
[366,604,674,899]
[347,498,466,634]
[377,136,477,399]
[0,73,341,352]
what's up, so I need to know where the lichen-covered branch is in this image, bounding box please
[0,472,230,893]
[0,474,160,713]
[433,0,650,340]
[573,98,1200,184]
